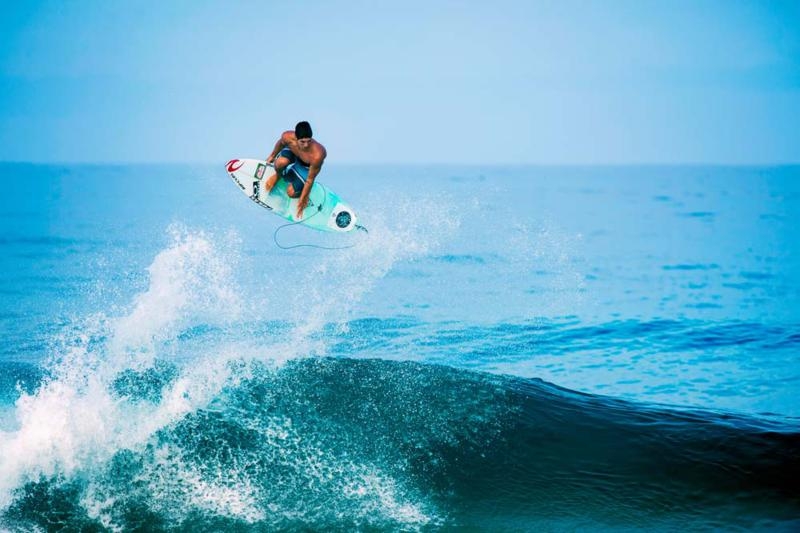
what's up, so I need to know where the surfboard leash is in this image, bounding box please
[273,213,356,250]
[272,183,366,250]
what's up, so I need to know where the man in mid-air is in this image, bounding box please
[265,121,327,220]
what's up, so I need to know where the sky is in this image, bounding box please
[0,0,798,164]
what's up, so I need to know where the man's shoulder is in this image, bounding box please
[311,146,327,165]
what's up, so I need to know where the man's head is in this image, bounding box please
[295,121,313,142]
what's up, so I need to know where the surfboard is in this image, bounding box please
[225,158,360,232]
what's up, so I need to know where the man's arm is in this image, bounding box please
[296,163,322,219]
[266,132,289,163]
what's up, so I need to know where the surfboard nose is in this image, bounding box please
[226,159,243,172]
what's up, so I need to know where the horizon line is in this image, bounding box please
[2,160,800,168]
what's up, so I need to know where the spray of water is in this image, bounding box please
[0,200,458,527]
[0,228,241,510]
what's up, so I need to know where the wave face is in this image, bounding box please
[1,357,798,531]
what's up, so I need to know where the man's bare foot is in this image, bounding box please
[264,172,278,195]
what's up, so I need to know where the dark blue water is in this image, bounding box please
[1,163,798,530]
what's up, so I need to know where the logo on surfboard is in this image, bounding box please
[335,211,352,229]
[226,159,244,172]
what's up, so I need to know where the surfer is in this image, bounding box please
[265,121,327,220]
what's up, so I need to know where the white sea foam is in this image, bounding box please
[0,228,241,510]
[110,225,242,367]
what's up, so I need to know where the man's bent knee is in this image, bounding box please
[287,184,303,198]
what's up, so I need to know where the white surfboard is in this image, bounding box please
[225,158,360,232]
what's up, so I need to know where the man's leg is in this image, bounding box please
[264,156,291,194]
[285,172,305,198]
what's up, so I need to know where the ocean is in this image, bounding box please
[0,162,798,531]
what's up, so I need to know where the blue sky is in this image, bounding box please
[1,0,798,164]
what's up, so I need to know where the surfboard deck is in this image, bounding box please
[225,158,359,232]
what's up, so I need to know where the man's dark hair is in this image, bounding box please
[295,121,313,139]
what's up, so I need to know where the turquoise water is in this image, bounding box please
[1,163,798,530]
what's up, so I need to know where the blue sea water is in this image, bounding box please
[0,162,798,530]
